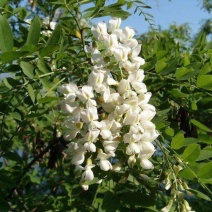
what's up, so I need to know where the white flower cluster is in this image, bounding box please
[59,18,159,189]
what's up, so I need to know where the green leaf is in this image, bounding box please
[184,138,199,146]
[194,32,206,50]
[171,89,187,98]
[178,168,196,180]
[4,78,20,89]
[37,59,50,73]
[0,14,13,52]
[196,149,212,161]
[26,84,35,103]
[26,15,41,45]
[199,63,212,76]
[187,189,211,201]
[3,151,23,162]
[46,24,61,45]
[182,52,190,66]
[190,119,212,132]
[165,127,174,136]
[10,112,22,121]
[38,97,59,104]
[155,59,167,73]
[20,61,34,79]
[182,143,201,162]
[171,132,184,149]
[101,191,120,211]
[197,75,212,90]
[120,191,155,207]
[127,1,133,9]
[198,161,212,179]
[0,171,16,188]
[40,44,60,57]
[198,134,212,144]
[156,50,168,59]
[0,0,7,7]
[191,100,197,110]
[0,51,28,63]
[0,197,10,211]
[200,178,212,184]
[175,67,191,79]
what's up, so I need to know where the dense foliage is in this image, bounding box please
[0,0,212,211]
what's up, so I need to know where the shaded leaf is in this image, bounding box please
[26,15,41,45]
[191,119,212,132]
[20,61,34,79]
[0,14,13,52]
[26,84,35,103]
[187,189,211,201]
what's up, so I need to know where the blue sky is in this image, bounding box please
[91,0,211,37]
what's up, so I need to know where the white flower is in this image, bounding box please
[139,142,155,169]
[113,46,129,62]
[50,21,56,30]
[91,21,108,40]
[129,125,144,134]
[125,39,138,48]
[128,69,145,83]
[131,56,145,66]
[103,140,119,155]
[131,81,147,94]
[100,120,113,139]
[67,143,86,165]
[138,92,152,105]
[76,85,94,102]
[81,107,98,123]
[139,129,159,143]
[124,133,141,155]
[84,142,96,152]
[140,141,155,154]
[59,18,159,188]
[91,49,104,64]
[58,83,78,96]
[81,164,95,181]
[97,152,112,171]
[107,77,118,86]
[63,121,82,139]
[130,44,141,58]
[102,93,120,113]
[139,107,156,121]
[112,162,122,172]
[81,183,89,191]
[119,27,135,42]
[88,71,105,92]
[120,60,140,72]
[107,17,121,33]
[84,130,100,142]
[140,159,154,169]
[140,120,156,131]
[161,200,173,212]
[60,102,76,114]
[123,109,140,125]
[103,34,119,51]
[128,154,136,164]
[118,79,131,94]
[88,121,102,131]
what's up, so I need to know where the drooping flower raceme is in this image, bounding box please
[59,18,159,189]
